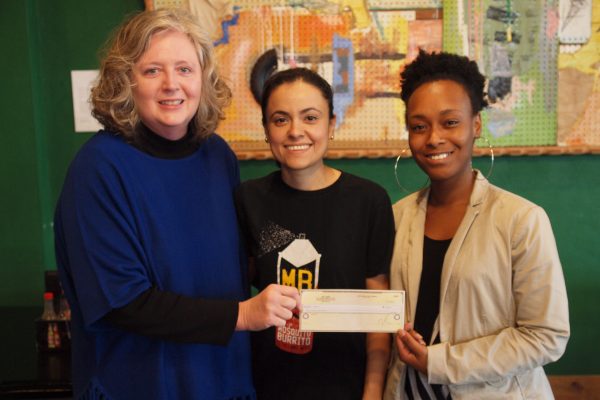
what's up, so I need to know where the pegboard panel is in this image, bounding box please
[145,0,186,10]
[441,0,467,54]
[558,0,600,147]
[208,0,443,158]
[146,0,600,157]
[445,0,559,148]
[367,0,441,10]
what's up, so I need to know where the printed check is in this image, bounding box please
[299,289,405,332]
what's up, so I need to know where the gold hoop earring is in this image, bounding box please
[393,149,429,193]
[264,137,269,143]
[475,136,494,179]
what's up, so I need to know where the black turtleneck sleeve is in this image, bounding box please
[105,287,239,345]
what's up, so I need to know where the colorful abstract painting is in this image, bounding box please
[199,0,443,157]
[148,0,600,156]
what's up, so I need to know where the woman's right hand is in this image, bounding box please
[236,284,301,331]
[395,323,428,374]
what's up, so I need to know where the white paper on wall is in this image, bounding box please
[71,70,102,133]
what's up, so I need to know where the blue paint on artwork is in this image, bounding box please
[332,34,354,128]
[487,109,516,138]
[214,8,240,47]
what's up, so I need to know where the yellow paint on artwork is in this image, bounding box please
[383,14,409,55]
[150,0,185,9]
[336,97,405,140]
[331,0,371,29]
[558,0,600,74]
[558,0,600,146]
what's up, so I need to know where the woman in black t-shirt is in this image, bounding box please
[235,68,395,400]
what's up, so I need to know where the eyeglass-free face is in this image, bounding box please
[131,29,202,140]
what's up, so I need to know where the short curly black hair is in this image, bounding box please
[400,49,489,114]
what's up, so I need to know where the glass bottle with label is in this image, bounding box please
[38,292,61,350]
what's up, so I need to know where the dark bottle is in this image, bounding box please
[38,292,61,350]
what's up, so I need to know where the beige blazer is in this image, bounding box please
[385,172,570,399]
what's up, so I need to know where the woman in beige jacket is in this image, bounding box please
[384,50,570,399]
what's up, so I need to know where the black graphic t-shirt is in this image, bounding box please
[235,171,395,400]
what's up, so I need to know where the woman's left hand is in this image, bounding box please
[395,323,428,375]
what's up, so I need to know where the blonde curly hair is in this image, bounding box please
[91,8,231,140]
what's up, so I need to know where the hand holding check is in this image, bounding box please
[396,323,428,374]
[237,284,301,331]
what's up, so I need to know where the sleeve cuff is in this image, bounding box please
[427,342,450,385]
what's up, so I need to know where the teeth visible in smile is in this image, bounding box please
[159,100,183,105]
[286,144,310,151]
[429,152,450,160]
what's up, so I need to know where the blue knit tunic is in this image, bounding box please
[54,131,254,399]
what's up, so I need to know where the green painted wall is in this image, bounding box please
[0,0,144,306]
[0,0,45,307]
[1,0,598,375]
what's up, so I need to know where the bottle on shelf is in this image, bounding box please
[41,292,58,321]
[38,292,61,350]
[57,294,71,321]
[57,293,72,341]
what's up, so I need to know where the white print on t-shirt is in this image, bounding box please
[276,234,321,290]
[258,221,296,257]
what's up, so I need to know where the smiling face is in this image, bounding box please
[264,80,335,178]
[406,79,481,185]
[131,29,202,140]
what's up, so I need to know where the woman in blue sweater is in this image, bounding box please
[54,9,299,399]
